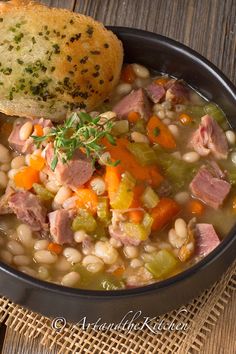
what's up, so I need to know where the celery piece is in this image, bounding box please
[133,119,146,133]
[72,264,124,290]
[112,120,129,136]
[72,210,97,233]
[204,102,227,128]
[93,222,108,240]
[127,142,158,166]
[184,105,205,119]
[111,171,136,210]
[33,183,54,201]
[141,186,160,208]
[142,212,154,232]
[145,249,178,279]
[97,197,110,223]
[122,222,149,241]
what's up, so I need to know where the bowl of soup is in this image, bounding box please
[0,27,235,323]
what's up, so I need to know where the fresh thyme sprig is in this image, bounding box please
[32,111,120,171]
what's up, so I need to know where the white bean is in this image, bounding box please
[99,111,116,120]
[13,255,31,266]
[132,63,150,79]
[19,121,33,141]
[54,256,71,272]
[131,132,149,143]
[153,103,163,112]
[74,230,88,243]
[87,263,104,273]
[158,241,172,250]
[166,110,176,119]
[63,247,82,264]
[109,237,122,248]
[0,250,13,264]
[168,228,185,248]
[0,171,8,189]
[54,186,72,205]
[231,152,236,165]
[61,272,80,287]
[46,180,61,193]
[168,124,179,138]
[8,168,18,180]
[225,131,235,145]
[17,224,33,248]
[11,155,25,169]
[99,152,111,166]
[34,239,49,251]
[94,241,119,264]
[134,77,150,88]
[172,151,181,159]
[130,258,143,268]
[34,250,58,264]
[175,104,186,113]
[182,151,200,163]
[174,218,188,239]
[82,255,104,273]
[7,240,25,255]
[174,191,189,204]
[116,83,132,96]
[0,163,11,172]
[123,245,139,259]
[0,144,11,163]
[19,266,36,277]
[144,244,156,253]
[156,110,165,119]
[161,101,172,110]
[90,177,106,195]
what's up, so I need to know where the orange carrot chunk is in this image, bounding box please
[47,242,63,255]
[128,185,144,223]
[127,111,140,123]
[14,166,40,190]
[75,188,98,214]
[154,77,170,86]
[105,165,121,201]
[29,155,45,171]
[179,113,193,126]
[188,200,205,215]
[151,198,181,231]
[147,115,176,149]
[121,64,136,83]
[33,124,44,137]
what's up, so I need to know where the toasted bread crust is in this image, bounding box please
[0,0,123,120]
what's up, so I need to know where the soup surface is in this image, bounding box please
[0,63,235,290]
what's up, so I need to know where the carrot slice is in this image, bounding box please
[14,166,40,190]
[29,155,45,171]
[127,111,140,123]
[188,200,204,215]
[102,137,163,187]
[154,77,170,86]
[105,165,121,201]
[121,64,136,83]
[34,124,44,137]
[47,243,63,255]
[75,188,98,214]
[147,115,176,149]
[151,198,181,231]
[128,185,144,223]
[179,113,193,126]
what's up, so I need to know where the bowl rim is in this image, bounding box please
[0,26,236,299]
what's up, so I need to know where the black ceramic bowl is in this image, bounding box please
[0,27,236,324]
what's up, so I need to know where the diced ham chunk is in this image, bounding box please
[145,83,165,103]
[48,209,74,245]
[113,88,151,120]
[190,115,228,159]
[165,81,189,103]
[8,118,53,154]
[195,223,220,257]
[45,143,94,190]
[190,166,231,209]
[8,191,47,231]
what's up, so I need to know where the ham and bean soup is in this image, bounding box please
[0,63,235,290]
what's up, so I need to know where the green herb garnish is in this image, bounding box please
[32,112,119,171]
[153,127,160,137]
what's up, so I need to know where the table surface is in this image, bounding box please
[0,0,236,353]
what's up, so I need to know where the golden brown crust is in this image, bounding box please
[0,0,123,120]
